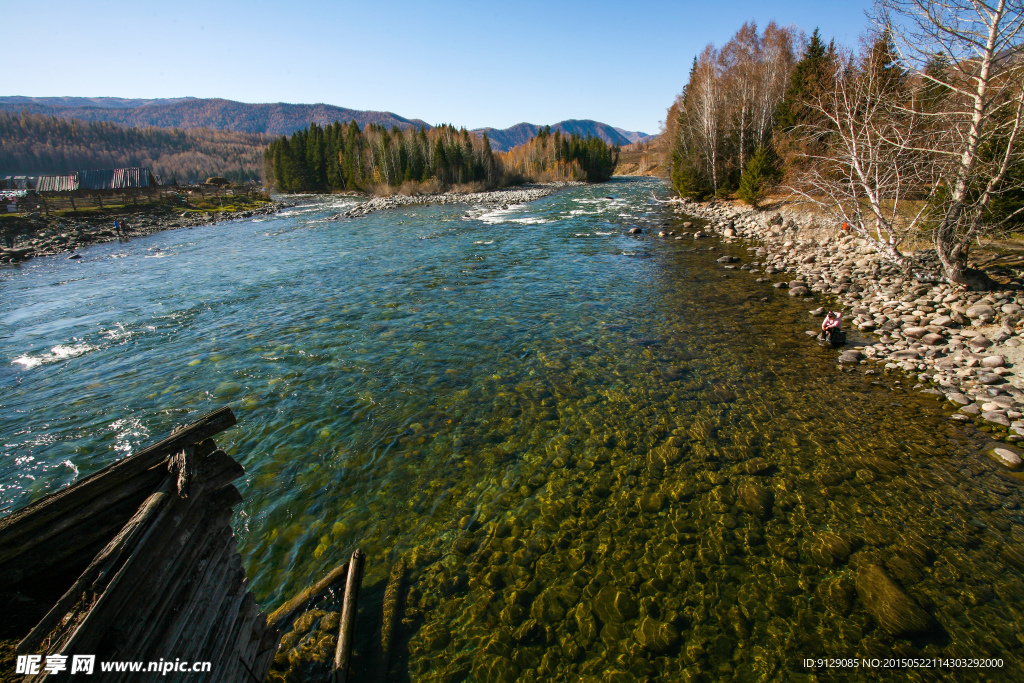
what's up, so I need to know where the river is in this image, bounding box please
[2,178,1022,681]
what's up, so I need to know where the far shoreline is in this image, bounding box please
[0,199,285,264]
[330,181,587,219]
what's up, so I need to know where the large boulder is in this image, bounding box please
[855,564,931,636]
[593,587,638,624]
[633,617,681,654]
[737,483,774,519]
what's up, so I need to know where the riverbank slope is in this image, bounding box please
[0,197,284,263]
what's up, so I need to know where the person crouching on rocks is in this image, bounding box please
[821,311,843,343]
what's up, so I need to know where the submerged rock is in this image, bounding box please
[810,532,853,567]
[593,586,638,624]
[649,439,685,469]
[817,576,856,615]
[855,564,931,636]
[638,491,665,513]
[736,483,774,519]
[634,616,681,653]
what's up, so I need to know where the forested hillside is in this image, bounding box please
[265,122,618,193]
[0,97,430,137]
[666,5,1024,287]
[0,96,196,109]
[1,96,647,152]
[0,112,266,183]
[502,126,619,183]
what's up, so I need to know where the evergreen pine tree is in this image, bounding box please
[865,28,905,96]
[737,144,782,207]
[775,29,832,132]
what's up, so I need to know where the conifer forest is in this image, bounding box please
[263,122,619,193]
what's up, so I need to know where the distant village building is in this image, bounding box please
[0,189,35,212]
[2,168,156,193]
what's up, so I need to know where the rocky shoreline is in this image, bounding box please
[664,197,1024,465]
[0,202,284,263]
[333,183,583,219]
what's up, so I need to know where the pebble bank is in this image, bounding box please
[0,203,284,263]
[333,183,583,219]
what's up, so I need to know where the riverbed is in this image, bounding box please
[2,178,1022,681]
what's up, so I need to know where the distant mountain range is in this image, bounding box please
[471,120,653,151]
[0,96,198,110]
[0,97,430,137]
[0,96,650,151]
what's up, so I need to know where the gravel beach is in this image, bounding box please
[332,183,583,219]
[0,202,284,263]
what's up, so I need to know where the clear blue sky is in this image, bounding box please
[5,0,871,134]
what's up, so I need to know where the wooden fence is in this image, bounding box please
[6,186,267,215]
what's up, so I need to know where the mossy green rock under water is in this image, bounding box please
[736,482,774,519]
[855,564,931,636]
[634,616,681,653]
[593,586,638,623]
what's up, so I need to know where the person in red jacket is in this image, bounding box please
[821,311,843,343]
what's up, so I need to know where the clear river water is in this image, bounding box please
[2,178,1023,682]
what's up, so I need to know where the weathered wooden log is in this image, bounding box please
[0,408,236,590]
[54,486,232,658]
[232,606,265,683]
[378,558,406,681]
[195,449,246,492]
[17,483,174,654]
[108,496,241,660]
[3,407,280,682]
[168,445,197,497]
[0,469,168,589]
[266,559,352,633]
[199,563,251,675]
[333,549,365,683]
[135,525,235,660]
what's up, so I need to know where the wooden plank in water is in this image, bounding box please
[333,549,365,683]
[266,559,352,633]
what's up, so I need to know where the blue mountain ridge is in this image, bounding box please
[0,97,650,151]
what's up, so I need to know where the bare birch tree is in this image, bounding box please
[754,25,800,147]
[691,45,725,190]
[786,39,942,263]
[877,0,1024,288]
[670,25,797,198]
[722,24,760,171]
